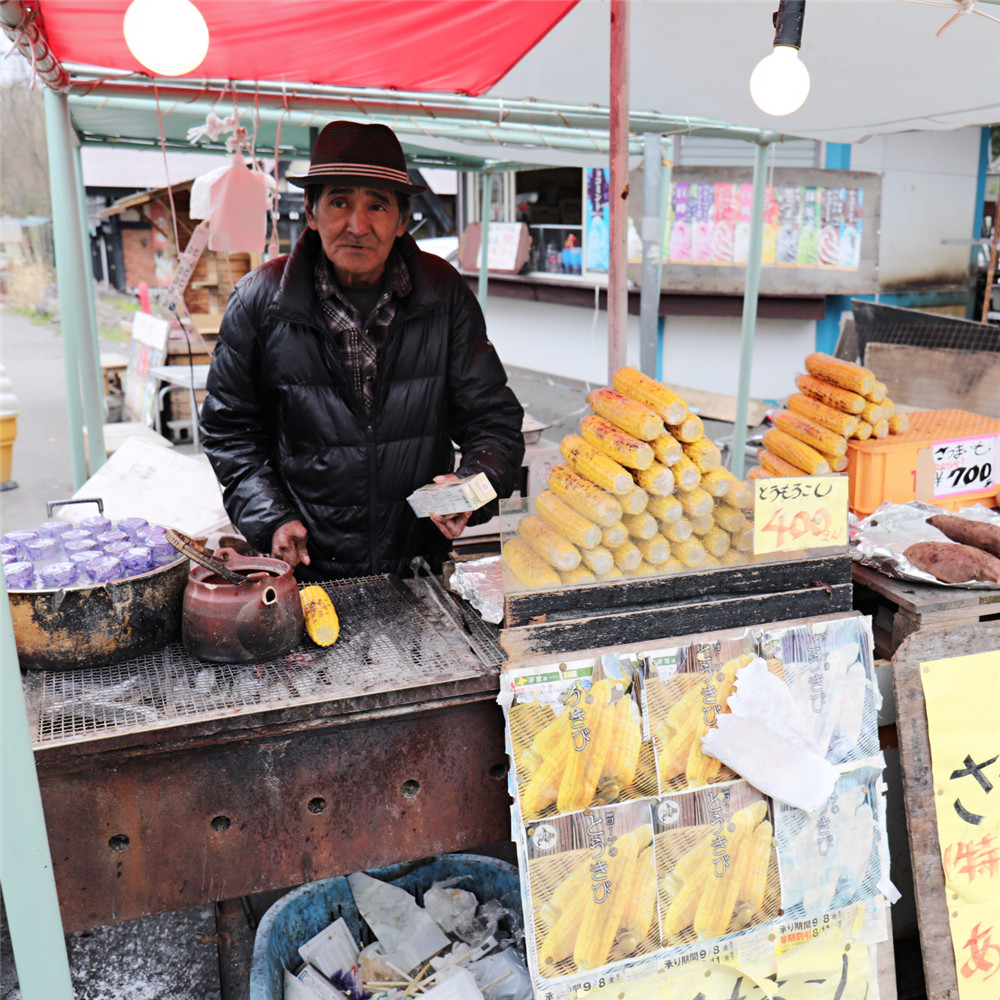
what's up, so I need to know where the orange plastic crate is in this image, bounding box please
[846,409,1000,518]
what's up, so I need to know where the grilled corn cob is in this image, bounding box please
[670,412,704,444]
[620,486,650,515]
[579,544,615,578]
[560,434,634,494]
[548,464,623,527]
[300,586,340,646]
[613,367,688,425]
[682,436,722,473]
[804,352,876,396]
[535,490,602,549]
[586,387,664,441]
[676,486,713,519]
[601,522,628,550]
[651,432,684,466]
[647,493,683,523]
[503,538,561,589]
[611,540,642,572]
[635,534,670,565]
[670,455,702,491]
[519,515,582,572]
[785,393,861,437]
[633,459,675,496]
[762,428,831,475]
[772,409,848,456]
[623,511,658,540]
[795,373,867,415]
[560,566,597,585]
[580,414,655,470]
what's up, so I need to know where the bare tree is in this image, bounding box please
[1,50,50,218]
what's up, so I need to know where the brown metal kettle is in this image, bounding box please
[180,547,304,663]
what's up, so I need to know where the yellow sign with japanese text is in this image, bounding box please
[920,650,1000,996]
[752,476,849,556]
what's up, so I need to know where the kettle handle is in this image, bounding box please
[47,496,104,518]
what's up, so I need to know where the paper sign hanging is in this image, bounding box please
[189,155,273,253]
[753,475,849,555]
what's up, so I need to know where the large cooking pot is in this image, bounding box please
[181,549,303,664]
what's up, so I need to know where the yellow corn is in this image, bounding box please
[671,412,704,444]
[682,436,722,473]
[861,401,883,426]
[623,511,658,540]
[586,387,664,441]
[714,502,750,533]
[560,434,634,494]
[661,824,715,896]
[699,525,731,558]
[730,524,754,552]
[747,466,766,481]
[785,393,861,437]
[804,352,876,396]
[611,540,642,572]
[762,428,831,475]
[663,555,685,573]
[613,366,688,425]
[690,512,716,536]
[560,566,597,586]
[676,486,713,519]
[557,678,613,813]
[601,522,628,549]
[814,449,849,472]
[597,690,642,801]
[795,373,867,415]
[635,533,670,564]
[772,409,848,456]
[300,586,340,646]
[580,545,615,577]
[872,418,889,439]
[683,653,751,787]
[580,414,655,471]
[662,516,693,543]
[648,493,683,523]
[651,432,683,466]
[537,853,592,929]
[535,491,602,549]
[595,565,625,582]
[540,886,585,967]
[521,711,569,775]
[657,705,700,784]
[851,420,873,441]
[620,486,649,515]
[573,829,640,971]
[867,380,888,403]
[720,548,747,566]
[626,559,659,578]
[614,846,657,958]
[888,411,910,434]
[673,538,708,568]
[725,475,754,509]
[548,464,623,527]
[692,812,753,940]
[503,538,561,589]
[733,819,774,929]
[699,466,737,498]
[520,733,570,816]
[758,447,806,478]
[670,455,701,491]
[633,459,675,496]
[519,515,582,572]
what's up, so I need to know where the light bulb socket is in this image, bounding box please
[772,0,806,50]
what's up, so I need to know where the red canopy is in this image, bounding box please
[34,0,577,94]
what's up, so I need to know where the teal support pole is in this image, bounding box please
[43,88,99,488]
[968,125,991,320]
[1,576,74,999]
[72,140,107,473]
[639,136,672,376]
[477,172,493,315]
[729,140,770,479]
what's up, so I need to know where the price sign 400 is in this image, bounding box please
[761,506,837,550]
[752,475,849,556]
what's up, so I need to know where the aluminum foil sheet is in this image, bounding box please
[449,555,504,624]
[851,500,1000,590]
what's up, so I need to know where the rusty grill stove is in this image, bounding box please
[27,575,504,748]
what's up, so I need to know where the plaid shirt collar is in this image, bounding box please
[314,245,412,323]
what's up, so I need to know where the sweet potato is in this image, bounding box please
[903,541,1000,584]
[926,514,1000,559]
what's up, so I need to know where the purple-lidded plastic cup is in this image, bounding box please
[2,553,15,566]
[39,562,79,588]
[85,555,123,583]
[80,516,112,535]
[38,520,73,538]
[0,542,16,558]
[62,528,93,546]
[64,537,99,556]
[121,546,155,575]
[2,530,40,559]
[104,540,132,558]
[4,561,35,589]
[96,530,129,548]
[68,549,101,567]
[26,536,60,562]
[117,517,149,541]
[150,538,180,564]
[137,524,166,542]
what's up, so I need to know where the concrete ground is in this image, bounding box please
[0,304,926,999]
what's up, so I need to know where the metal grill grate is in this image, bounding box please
[32,575,503,748]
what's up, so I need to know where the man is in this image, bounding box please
[201,121,524,579]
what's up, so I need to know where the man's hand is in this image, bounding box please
[271,519,311,568]
[428,474,473,540]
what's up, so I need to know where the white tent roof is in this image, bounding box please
[489,0,1000,144]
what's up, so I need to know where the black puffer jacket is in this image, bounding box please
[201,229,524,579]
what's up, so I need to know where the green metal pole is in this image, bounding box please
[72,140,107,473]
[730,140,771,479]
[43,87,91,488]
[477,171,493,315]
[0,576,74,999]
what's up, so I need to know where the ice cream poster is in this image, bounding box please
[585,167,610,272]
[919,651,1000,997]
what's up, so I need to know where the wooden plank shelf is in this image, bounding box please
[852,562,1000,658]
[500,552,852,659]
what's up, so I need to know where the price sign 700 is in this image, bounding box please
[753,476,849,556]
[932,434,999,498]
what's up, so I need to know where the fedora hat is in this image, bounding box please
[286,121,426,194]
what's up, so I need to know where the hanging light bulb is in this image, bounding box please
[123,0,209,77]
[750,1,810,117]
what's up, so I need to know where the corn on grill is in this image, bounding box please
[26,574,504,748]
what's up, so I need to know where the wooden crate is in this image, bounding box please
[500,551,852,659]
[852,562,1000,658]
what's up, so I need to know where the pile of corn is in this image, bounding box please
[749,352,910,481]
[503,367,754,590]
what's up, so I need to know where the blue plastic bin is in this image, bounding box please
[249,853,523,1000]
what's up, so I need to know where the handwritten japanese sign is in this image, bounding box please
[920,651,1000,996]
[752,476,849,556]
[932,434,1000,498]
